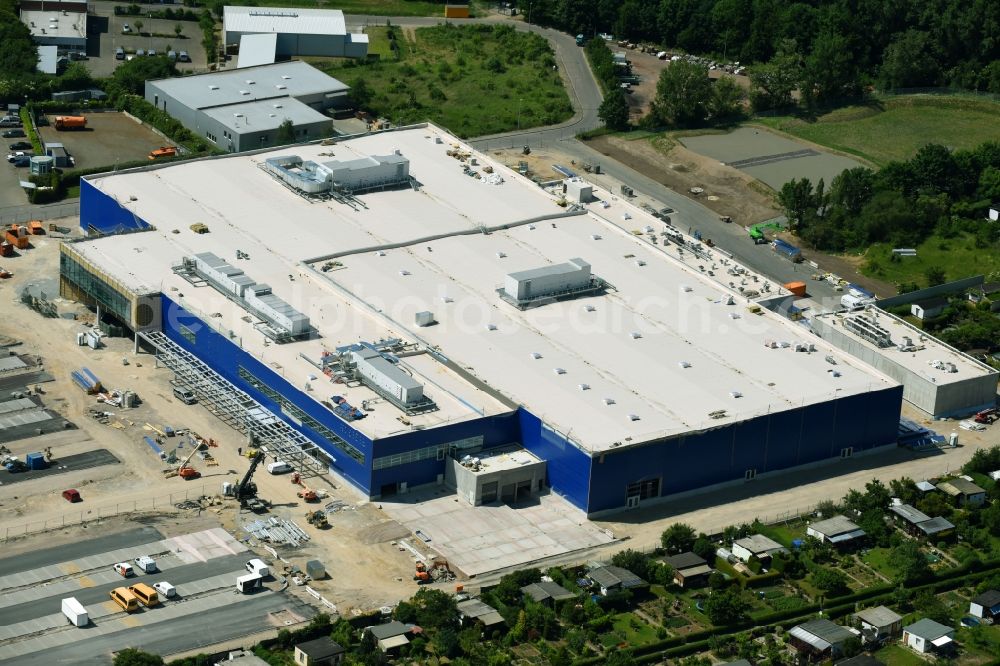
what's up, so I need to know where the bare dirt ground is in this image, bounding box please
[0,228,418,615]
[583,134,897,296]
[589,132,780,224]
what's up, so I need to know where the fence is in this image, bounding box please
[0,201,79,226]
[0,482,214,542]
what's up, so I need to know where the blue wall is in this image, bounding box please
[80,179,152,234]
[519,409,592,511]
[586,385,904,514]
[158,296,904,515]
[161,295,374,490]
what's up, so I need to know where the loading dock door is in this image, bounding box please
[501,483,516,503]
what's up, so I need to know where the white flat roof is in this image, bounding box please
[22,10,86,40]
[814,309,993,384]
[76,125,898,449]
[224,6,347,37]
[237,33,278,69]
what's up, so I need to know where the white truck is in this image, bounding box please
[245,558,270,577]
[236,573,263,594]
[62,597,88,626]
[133,555,157,573]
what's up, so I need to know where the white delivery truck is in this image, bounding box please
[62,597,88,626]
[236,573,263,594]
[245,558,270,577]
[133,555,157,573]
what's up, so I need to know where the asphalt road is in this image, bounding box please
[0,449,120,485]
[1,593,312,666]
[0,526,161,577]
[0,553,248,625]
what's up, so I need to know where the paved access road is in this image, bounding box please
[0,449,120,485]
[0,526,161,577]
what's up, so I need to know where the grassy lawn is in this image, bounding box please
[754,95,1000,166]
[759,522,805,547]
[310,24,572,138]
[860,232,1000,286]
[863,547,898,580]
[599,612,661,649]
[876,644,927,666]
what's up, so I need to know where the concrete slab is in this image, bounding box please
[380,489,615,576]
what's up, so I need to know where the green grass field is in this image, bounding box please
[861,232,1000,286]
[311,24,572,139]
[754,95,1000,166]
[875,644,926,666]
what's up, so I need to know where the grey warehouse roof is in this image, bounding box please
[791,619,855,650]
[854,605,902,628]
[904,618,953,640]
[735,534,786,554]
[224,6,347,36]
[201,97,330,134]
[147,61,348,111]
[890,503,930,524]
[589,565,645,589]
[809,515,864,539]
[521,581,575,603]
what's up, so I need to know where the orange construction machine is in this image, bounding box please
[5,225,30,249]
[54,116,87,130]
[148,146,177,160]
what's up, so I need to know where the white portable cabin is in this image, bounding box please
[61,597,88,626]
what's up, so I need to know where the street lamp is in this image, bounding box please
[516,98,522,130]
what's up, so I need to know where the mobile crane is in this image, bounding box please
[232,451,269,512]
[164,441,202,479]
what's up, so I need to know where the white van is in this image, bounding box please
[266,461,292,475]
[153,581,176,598]
[245,558,270,577]
[236,573,263,594]
[133,555,157,573]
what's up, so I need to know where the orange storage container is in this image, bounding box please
[28,220,45,235]
[783,281,807,297]
[6,225,29,249]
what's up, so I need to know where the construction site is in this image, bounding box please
[0,123,996,663]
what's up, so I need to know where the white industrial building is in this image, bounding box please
[67,124,910,516]
[145,61,348,153]
[21,0,88,54]
[224,6,368,60]
[810,308,998,417]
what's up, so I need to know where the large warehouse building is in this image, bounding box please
[223,6,368,60]
[63,124,906,516]
[145,61,348,153]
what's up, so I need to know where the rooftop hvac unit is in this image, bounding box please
[414,311,435,327]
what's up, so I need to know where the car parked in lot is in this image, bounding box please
[178,51,190,62]
[6,151,28,162]
[122,23,131,33]
[10,156,29,167]
[113,562,135,577]
[148,49,157,57]
[115,47,125,60]
[136,48,146,57]
[2,129,25,138]
[62,489,82,502]
[153,581,176,598]
[8,142,31,151]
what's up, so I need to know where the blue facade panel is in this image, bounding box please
[370,414,520,493]
[519,409,592,511]
[80,178,152,235]
[586,386,903,515]
[160,296,374,491]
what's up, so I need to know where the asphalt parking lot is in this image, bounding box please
[87,3,209,77]
[0,449,119,485]
[0,526,315,664]
[38,112,170,168]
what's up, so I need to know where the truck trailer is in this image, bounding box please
[61,597,88,626]
[54,116,87,131]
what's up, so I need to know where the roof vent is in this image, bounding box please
[375,250,386,257]
[578,383,590,391]
[584,304,596,312]
[627,414,640,421]
[530,352,542,360]
[630,331,642,339]
[276,84,287,90]
[496,251,506,258]
[209,85,219,90]
[398,269,410,276]
[282,75,291,79]
[553,368,566,375]
[273,103,283,108]
[240,90,250,95]
[678,361,691,368]
[486,323,497,331]
[440,295,453,303]
[603,397,616,405]
[233,113,244,117]
[591,234,602,240]
[245,79,255,84]
[730,390,743,398]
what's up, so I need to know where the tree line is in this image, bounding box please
[527,0,1000,99]
[776,141,1000,253]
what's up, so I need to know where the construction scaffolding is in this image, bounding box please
[139,331,330,476]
